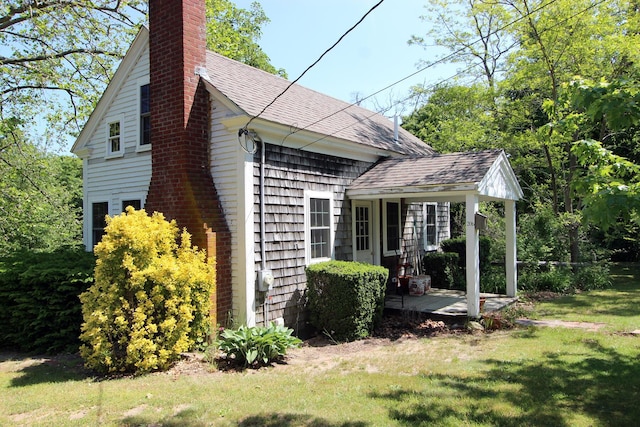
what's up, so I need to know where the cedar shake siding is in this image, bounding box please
[253,145,372,329]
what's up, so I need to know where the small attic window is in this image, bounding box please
[105,116,124,158]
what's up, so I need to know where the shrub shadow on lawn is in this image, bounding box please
[7,353,93,387]
[122,408,208,427]
[369,337,640,426]
[122,412,368,427]
[238,413,368,427]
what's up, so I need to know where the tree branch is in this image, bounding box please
[1,48,121,66]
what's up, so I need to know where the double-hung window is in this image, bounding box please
[305,191,334,264]
[424,203,438,251]
[105,115,124,157]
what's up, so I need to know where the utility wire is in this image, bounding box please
[241,0,385,132]
[296,0,607,150]
[292,0,562,144]
[297,65,476,150]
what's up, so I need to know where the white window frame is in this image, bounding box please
[423,202,439,252]
[105,114,125,158]
[304,190,334,265]
[136,77,151,152]
[383,199,402,257]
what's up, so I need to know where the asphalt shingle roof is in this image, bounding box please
[204,51,433,157]
[348,150,505,190]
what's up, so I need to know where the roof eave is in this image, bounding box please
[220,115,395,163]
[346,182,480,200]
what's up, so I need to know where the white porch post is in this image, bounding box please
[505,199,517,297]
[465,194,480,317]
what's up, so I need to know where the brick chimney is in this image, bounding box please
[146,0,232,325]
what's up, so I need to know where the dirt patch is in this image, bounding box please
[123,404,148,418]
[168,314,457,376]
[515,318,607,331]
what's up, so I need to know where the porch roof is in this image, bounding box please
[346,149,523,202]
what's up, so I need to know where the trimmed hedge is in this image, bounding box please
[306,260,388,342]
[440,236,492,270]
[422,252,462,289]
[0,248,95,354]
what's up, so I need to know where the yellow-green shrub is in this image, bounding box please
[79,207,215,374]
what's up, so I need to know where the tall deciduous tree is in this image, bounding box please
[206,0,286,78]
[558,78,640,230]
[402,83,499,152]
[410,0,515,91]
[0,132,83,256]
[1,0,282,254]
[407,0,640,262]
[1,0,148,140]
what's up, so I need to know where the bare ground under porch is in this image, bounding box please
[385,288,518,318]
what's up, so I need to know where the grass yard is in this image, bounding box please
[525,263,640,332]
[1,264,638,427]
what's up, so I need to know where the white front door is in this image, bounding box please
[353,201,374,264]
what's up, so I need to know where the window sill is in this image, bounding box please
[307,257,332,266]
[105,152,124,160]
[136,144,152,153]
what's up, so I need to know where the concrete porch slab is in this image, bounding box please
[384,288,518,317]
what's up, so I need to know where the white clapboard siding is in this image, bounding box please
[82,44,152,248]
[209,99,244,318]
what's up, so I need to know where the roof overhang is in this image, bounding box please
[346,150,523,203]
[215,109,394,164]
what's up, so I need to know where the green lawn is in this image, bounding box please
[527,263,640,332]
[1,264,638,426]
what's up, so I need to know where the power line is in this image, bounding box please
[292,0,562,144]
[297,65,475,150]
[240,0,385,133]
[296,0,608,150]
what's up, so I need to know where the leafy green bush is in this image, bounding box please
[519,261,611,294]
[216,323,302,367]
[0,249,95,353]
[79,208,215,374]
[306,260,388,342]
[440,236,492,271]
[517,204,572,263]
[480,265,507,294]
[573,263,611,291]
[519,266,572,293]
[422,252,462,289]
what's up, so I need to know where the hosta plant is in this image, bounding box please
[216,323,302,368]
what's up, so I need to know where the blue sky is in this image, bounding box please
[233,0,454,115]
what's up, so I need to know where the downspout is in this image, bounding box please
[260,140,268,325]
